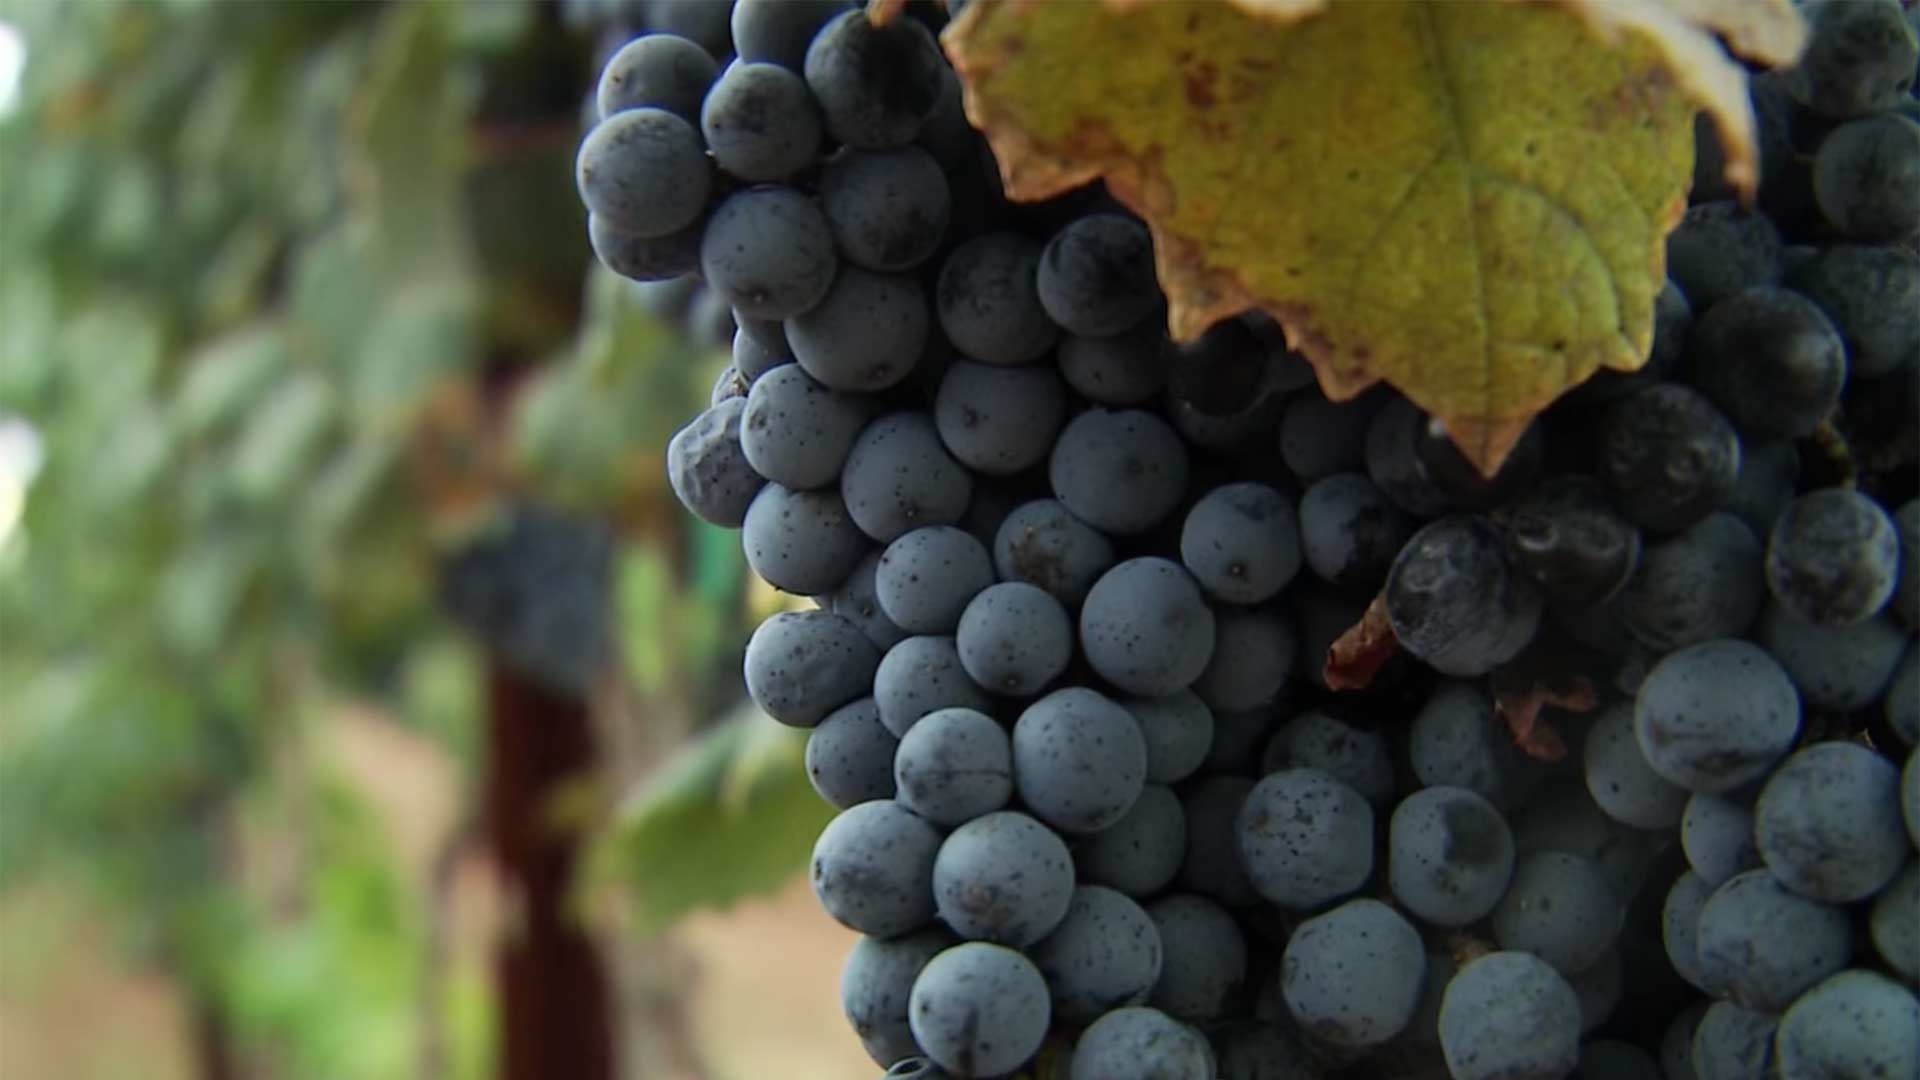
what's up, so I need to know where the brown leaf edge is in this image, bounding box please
[1323,594,1399,692]
[1488,645,1601,763]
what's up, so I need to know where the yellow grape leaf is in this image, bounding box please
[945,0,1805,472]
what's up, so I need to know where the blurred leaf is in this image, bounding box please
[351,281,480,432]
[593,706,835,936]
[157,528,261,657]
[347,2,473,284]
[227,371,336,504]
[171,323,287,441]
[399,632,485,775]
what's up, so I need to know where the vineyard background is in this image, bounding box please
[0,3,865,1077]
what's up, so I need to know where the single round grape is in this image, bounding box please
[1191,610,1294,713]
[991,499,1116,608]
[739,364,868,491]
[807,698,898,809]
[1264,709,1395,809]
[1144,894,1246,1023]
[1030,886,1163,1025]
[700,61,822,182]
[908,942,1051,1079]
[1698,868,1854,1012]
[893,707,1012,827]
[1754,741,1908,903]
[956,581,1073,697]
[1036,213,1158,337]
[1758,603,1908,711]
[1123,692,1213,786]
[1786,243,1920,379]
[730,0,848,72]
[1664,200,1783,312]
[700,187,837,320]
[1384,514,1544,677]
[740,483,869,596]
[1079,558,1217,697]
[1075,784,1185,898]
[1598,383,1741,535]
[1491,851,1625,975]
[1813,113,1920,242]
[933,361,1066,476]
[1765,487,1901,627]
[1870,861,1919,983]
[575,107,712,238]
[732,322,792,384]
[935,232,1058,366]
[841,412,973,544]
[1787,0,1920,118]
[667,398,765,527]
[1616,512,1763,653]
[873,635,994,739]
[1408,679,1530,809]
[1389,785,1516,927]
[1237,767,1373,910]
[596,33,718,123]
[818,145,951,272]
[1633,639,1800,795]
[812,800,942,936]
[1777,970,1920,1080]
[1438,952,1581,1080]
[932,810,1075,948]
[1680,792,1760,887]
[1584,702,1689,830]
[1691,1001,1776,1080]
[1298,472,1414,593]
[588,213,703,282]
[1012,687,1148,834]
[875,526,994,635]
[1280,898,1424,1048]
[1068,1007,1213,1080]
[1664,869,1723,994]
[744,610,879,727]
[1050,410,1190,538]
[1057,323,1169,406]
[842,927,955,1068]
[788,267,929,394]
[1178,775,1258,908]
[1179,482,1303,606]
[803,10,944,150]
[1497,476,1642,609]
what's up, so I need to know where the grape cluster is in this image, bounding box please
[584,2,1920,1077]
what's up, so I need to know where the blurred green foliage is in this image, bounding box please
[0,0,824,1070]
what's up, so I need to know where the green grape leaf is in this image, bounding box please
[945,0,1806,473]
[591,707,835,937]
